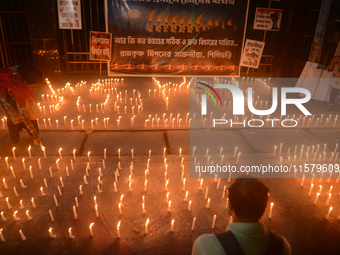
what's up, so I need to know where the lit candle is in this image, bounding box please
[170,219,174,232]
[19,200,24,209]
[6,197,11,209]
[12,147,16,159]
[58,148,62,159]
[325,193,332,206]
[183,178,186,190]
[145,218,149,234]
[60,177,64,187]
[95,205,99,217]
[5,157,9,169]
[68,228,75,239]
[117,221,121,238]
[142,203,146,214]
[1,212,6,221]
[53,195,58,207]
[56,159,60,169]
[29,166,33,178]
[314,193,320,205]
[184,191,189,201]
[13,187,19,197]
[301,175,305,187]
[28,145,31,158]
[57,185,62,196]
[166,192,169,203]
[199,179,203,190]
[3,178,8,189]
[48,228,56,238]
[205,187,209,200]
[212,215,217,229]
[13,211,20,221]
[19,229,26,241]
[79,185,83,195]
[49,210,54,222]
[25,210,33,221]
[87,151,91,161]
[73,149,76,160]
[120,194,124,206]
[0,229,5,242]
[188,200,192,211]
[89,223,94,237]
[40,187,46,196]
[144,180,147,192]
[326,206,333,220]
[118,149,121,159]
[269,202,274,219]
[308,184,314,196]
[206,198,211,208]
[73,206,77,219]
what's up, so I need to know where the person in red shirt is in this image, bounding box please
[0,65,44,147]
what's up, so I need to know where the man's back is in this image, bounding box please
[192,222,291,255]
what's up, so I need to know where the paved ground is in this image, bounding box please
[0,77,339,254]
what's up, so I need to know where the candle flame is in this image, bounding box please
[148,9,157,22]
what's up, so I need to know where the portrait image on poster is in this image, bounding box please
[106,0,249,76]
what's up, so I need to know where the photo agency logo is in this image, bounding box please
[197,82,312,128]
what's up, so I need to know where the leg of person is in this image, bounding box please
[24,119,39,136]
[328,87,340,109]
[6,117,23,145]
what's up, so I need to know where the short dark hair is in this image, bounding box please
[228,177,269,221]
[17,65,44,85]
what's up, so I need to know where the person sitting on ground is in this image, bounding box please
[0,64,44,147]
[192,177,292,255]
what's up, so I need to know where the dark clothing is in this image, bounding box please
[6,117,39,144]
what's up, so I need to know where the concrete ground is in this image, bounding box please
[0,77,339,254]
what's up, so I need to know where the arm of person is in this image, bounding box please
[328,56,340,72]
[22,116,42,145]
[281,235,292,255]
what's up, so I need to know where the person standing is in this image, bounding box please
[0,65,44,147]
[192,177,291,255]
[327,41,340,110]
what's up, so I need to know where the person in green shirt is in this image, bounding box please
[192,177,291,255]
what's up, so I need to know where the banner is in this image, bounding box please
[106,0,249,76]
[57,0,82,29]
[253,8,283,31]
[240,39,265,69]
[89,31,112,61]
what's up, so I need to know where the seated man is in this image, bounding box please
[192,177,291,255]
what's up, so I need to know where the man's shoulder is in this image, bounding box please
[192,234,226,255]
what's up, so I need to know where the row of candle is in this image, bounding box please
[0,148,338,246]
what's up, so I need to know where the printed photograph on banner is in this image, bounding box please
[89,31,112,61]
[253,8,283,31]
[57,0,82,29]
[240,39,265,69]
[106,0,249,76]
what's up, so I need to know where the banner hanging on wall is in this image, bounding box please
[106,0,249,76]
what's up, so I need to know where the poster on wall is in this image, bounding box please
[253,8,283,31]
[89,31,112,61]
[106,0,249,76]
[240,39,265,69]
[57,0,82,29]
